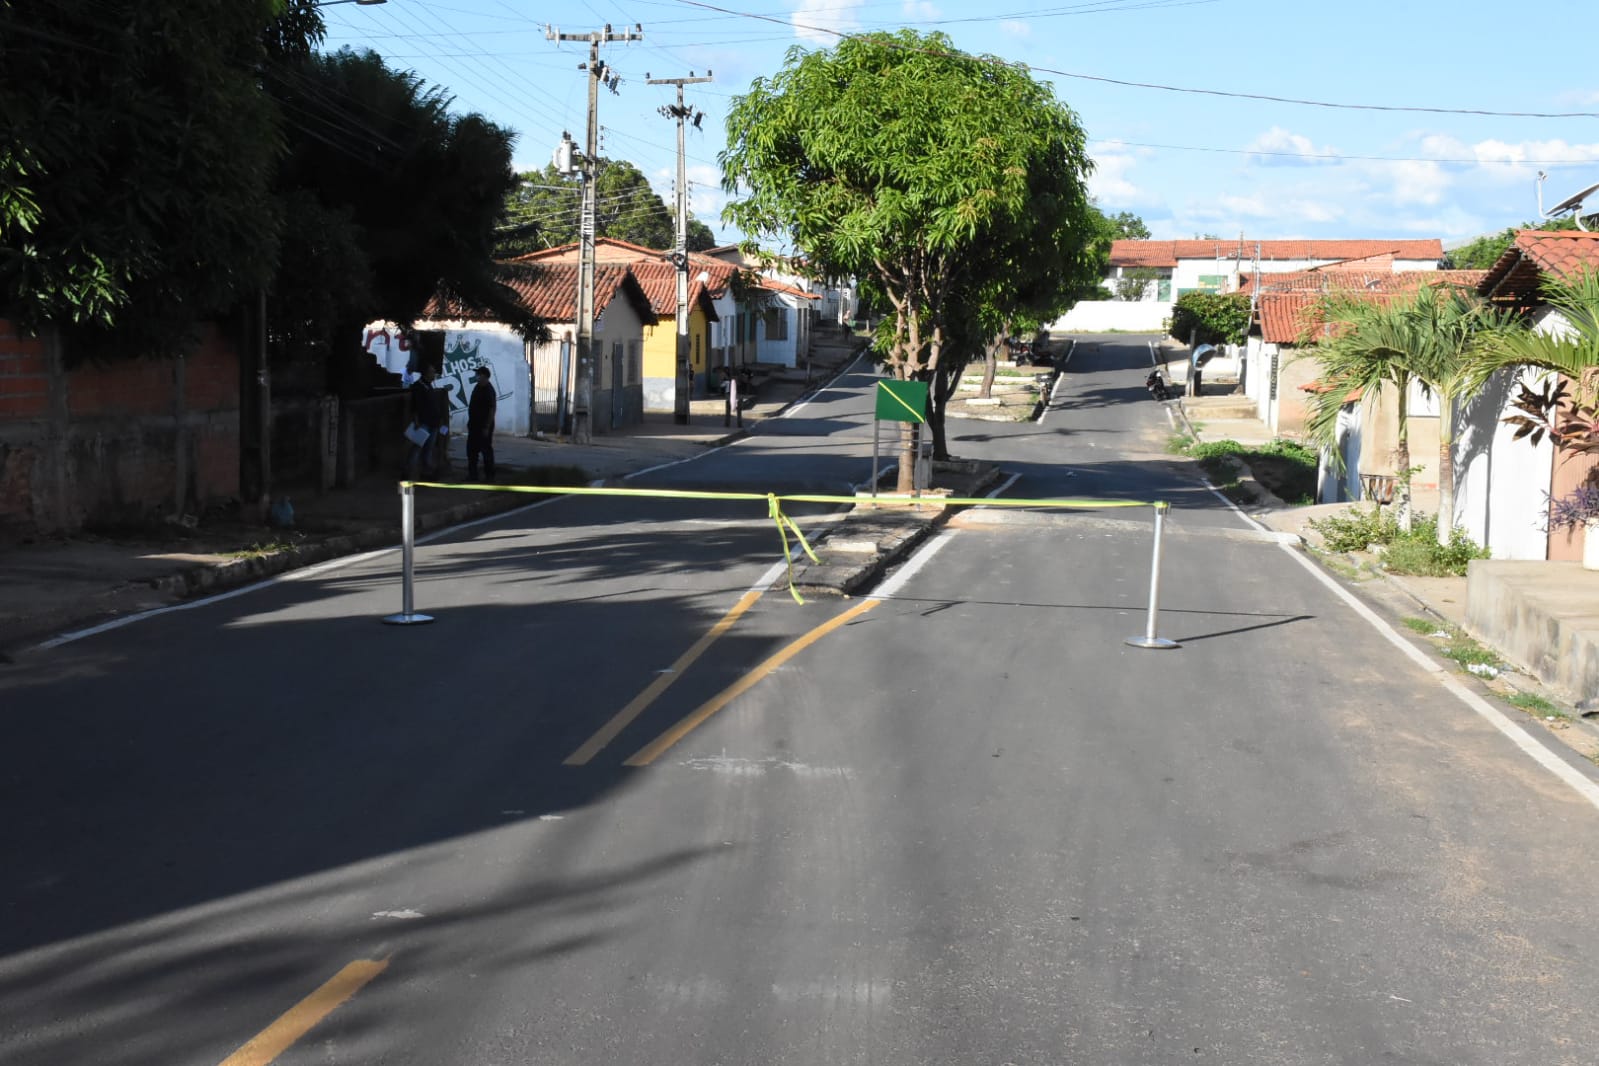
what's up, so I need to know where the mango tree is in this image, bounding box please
[721,29,1095,490]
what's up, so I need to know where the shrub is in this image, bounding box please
[1309,507,1489,576]
[1169,291,1252,346]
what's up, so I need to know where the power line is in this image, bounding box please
[667,0,1599,120]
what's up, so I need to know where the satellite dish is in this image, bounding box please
[1536,171,1599,231]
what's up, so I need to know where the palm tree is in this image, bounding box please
[1302,284,1513,538]
[1471,268,1599,397]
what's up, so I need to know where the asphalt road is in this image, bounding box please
[5,336,1599,1065]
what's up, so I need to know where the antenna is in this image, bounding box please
[1537,170,1599,232]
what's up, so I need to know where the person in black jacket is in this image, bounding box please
[466,365,497,482]
[406,365,445,477]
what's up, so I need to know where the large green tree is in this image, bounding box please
[265,47,539,389]
[498,158,716,258]
[722,29,1095,488]
[0,0,306,356]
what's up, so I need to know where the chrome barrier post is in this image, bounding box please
[1125,502,1178,649]
[382,481,434,626]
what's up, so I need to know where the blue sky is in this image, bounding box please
[322,0,1599,248]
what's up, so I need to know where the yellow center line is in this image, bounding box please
[624,597,882,767]
[564,588,765,766]
[219,958,388,1066]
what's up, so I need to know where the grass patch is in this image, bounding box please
[1441,639,1498,668]
[1166,433,1196,454]
[1506,691,1562,717]
[1400,617,1438,634]
[1308,507,1489,577]
[1171,437,1318,504]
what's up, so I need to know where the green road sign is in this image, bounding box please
[875,380,928,423]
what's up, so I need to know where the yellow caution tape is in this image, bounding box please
[405,481,1162,602]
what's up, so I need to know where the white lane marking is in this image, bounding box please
[371,909,424,920]
[35,494,570,650]
[986,473,1022,498]
[680,755,855,779]
[771,979,893,1005]
[1271,529,1599,813]
[872,529,956,600]
[1037,367,1072,427]
[782,347,871,419]
[537,813,564,821]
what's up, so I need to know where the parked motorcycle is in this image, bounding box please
[1145,370,1171,401]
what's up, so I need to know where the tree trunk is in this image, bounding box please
[1436,390,1456,545]
[930,361,958,461]
[896,310,920,493]
[978,341,997,400]
[1395,378,1413,533]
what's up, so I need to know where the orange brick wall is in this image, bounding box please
[0,320,240,538]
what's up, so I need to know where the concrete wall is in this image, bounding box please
[0,320,241,538]
[1053,300,1171,333]
[363,322,531,437]
[1455,366,1556,560]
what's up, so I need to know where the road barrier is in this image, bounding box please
[380,481,1180,648]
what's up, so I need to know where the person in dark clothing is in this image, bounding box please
[405,365,445,477]
[467,365,497,481]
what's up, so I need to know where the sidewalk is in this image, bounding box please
[1153,339,1599,714]
[0,333,869,656]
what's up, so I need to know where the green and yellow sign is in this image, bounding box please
[875,380,928,423]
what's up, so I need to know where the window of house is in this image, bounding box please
[764,309,788,341]
[1157,279,1172,301]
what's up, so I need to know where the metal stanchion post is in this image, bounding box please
[382,481,434,626]
[1125,502,1178,649]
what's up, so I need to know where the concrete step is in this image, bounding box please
[1182,397,1258,421]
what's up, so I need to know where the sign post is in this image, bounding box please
[872,380,929,500]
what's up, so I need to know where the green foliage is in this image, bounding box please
[721,29,1096,478]
[1179,437,1318,503]
[1169,291,1251,345]
[1440,637,1499,668]
[1444,217,1576,270]
[1401,617,1443,634]
[1310,507,1489,575]
[1506,691,1560,715]
[1114,267,1162,302]
[266,48,538,372]
[1309,506,1397,553]
[1,0,306,356]
[498,158,714,258]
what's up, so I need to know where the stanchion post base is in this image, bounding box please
[382,613,435,626]
[1124,636,1179,649]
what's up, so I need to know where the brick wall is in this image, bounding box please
[0,320,241,539]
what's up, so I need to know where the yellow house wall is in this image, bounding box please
[642,306,713,379]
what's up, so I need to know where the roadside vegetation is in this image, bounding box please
[1169,436,1318,504]
[1308,507,1489,577]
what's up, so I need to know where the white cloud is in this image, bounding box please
[1556,89,1599,107]
[1087,141,1152,208]
[1244,126,1338,165]
[999,19,1031,37]
[902,0,940,18]
[792,0,861,44]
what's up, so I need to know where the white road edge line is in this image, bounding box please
[37,492,572,650]
[1268,513,1599,813]
[872,529,956,601]
[782,347,870,419]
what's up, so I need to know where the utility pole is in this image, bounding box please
[647,70,712,425]
[546,22,643,443]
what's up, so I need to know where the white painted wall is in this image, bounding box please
[1171,255,1439,293]
[1053,300,1171,333]
[363,321,530,436]
[1454,367,1556,560]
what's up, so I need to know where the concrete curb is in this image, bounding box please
[790,463,1003,596]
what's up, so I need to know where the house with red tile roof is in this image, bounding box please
[366,260,657,436]
[1057,237,1445,332]
[510,239,754,408]
[1241,269,1484,503]
[1454,230,1599,561]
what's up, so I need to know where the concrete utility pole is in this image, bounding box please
[546,23,643,443]
[647,71,712,425]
